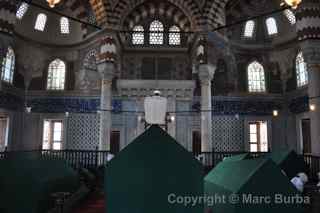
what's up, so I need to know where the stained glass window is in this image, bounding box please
[132,25,144,45]
[60,17,70,34]
[296,52,308,87]
[169,25,181,45]
[244,20,255,38]
[1,47,15,84]
[16,3,29,20]
[247,61,266,92]
[35,13,47,31]
[47,59,66,90]
[266,17,278,35]
[84,50,98,71]
[284,9,296,25]
[149,20,164,45]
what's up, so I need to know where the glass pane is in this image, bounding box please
[35,13,47,31]
[132,25,144,45]
[43,121,50,142]
[53,143,61,150]
[60,17,70,34]
[249,124,257,134]
[248,61,266,92]
[244,20,255,37]
[284,9,296,25]
[1,47,15,84]
[266,17,278,35]
[84,50,98,71]
[149,20,164,45]
[53,122,62,141]
[250,144,258,152]
[47,59,66,90]
[260,122,268,152]
[250,134,257,143]
[16,3,29,20]
[42,142,50,150]
[169,26,181,45]
[296,52,308,87]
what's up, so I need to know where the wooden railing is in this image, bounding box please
[41,150,112,169]
[0,149,112,170]
[0,149,319,180]
[303,154,320,181]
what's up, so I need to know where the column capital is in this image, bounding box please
[198,64,216,83]
[97,62,115,80]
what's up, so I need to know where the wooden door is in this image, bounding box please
[301,119,311,154]
[192,131,201,156]
[110,131,120,154]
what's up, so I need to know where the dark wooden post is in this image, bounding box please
[212,148,215,167]
[95,146,99,168]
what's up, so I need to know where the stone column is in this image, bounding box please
[302,42,320,155]
[167,96,176,138]
[97,62,115,151]
[308,63,320,155]
[198,64,215,152]
[136,98,145,136]
[297,1,320,155]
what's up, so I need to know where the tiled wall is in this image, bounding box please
[66,113,100,150]
[212,116,244,151]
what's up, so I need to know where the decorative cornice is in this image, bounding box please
[297,27,320,40]
[296,8,320,20]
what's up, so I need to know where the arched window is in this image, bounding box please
[247,61,266,93]
[296,52,308,87]
[284,9,296,25]
[132,25,144,45]
[34,13,47,31]
[244,20,255,38]
[84,50,98,71]
[47,59,66,90]
[149,20,164,45]
[60,17,70,34]
[1,47,15,84]
[266,17,278,35]
[169,25,181,45]
[16,2,29,20]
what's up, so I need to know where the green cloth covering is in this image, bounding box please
[105,125,204,213]
[0,157,79,213]
[223,153,251,162]
[205,159,304,213]
[265,150,307,179]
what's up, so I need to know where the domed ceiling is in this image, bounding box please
[13,0,298,46]
[14,0,98,45]
[226,0,297,47]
